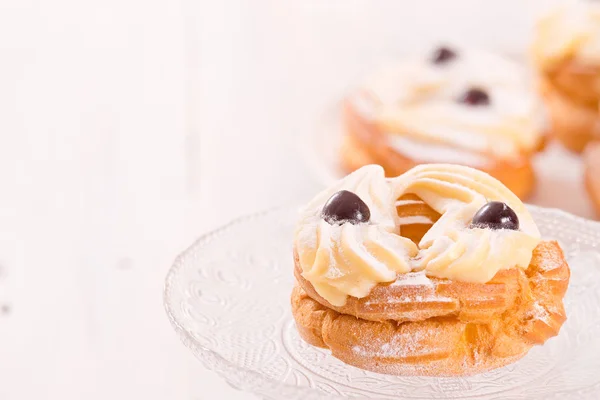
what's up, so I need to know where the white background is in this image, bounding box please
[0,0,581,399]
[0,0,257,398]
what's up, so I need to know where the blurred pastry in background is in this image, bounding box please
[584,141,600,215]
[342,45,546,200]
[532,1,600,152]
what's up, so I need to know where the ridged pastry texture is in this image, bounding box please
[291,241,570,376]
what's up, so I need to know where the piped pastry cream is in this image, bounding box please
[342,45,545,199]
[295,165,418,306]
[291,164,570,376]
[395,164,540,283]
[294,164,541,307]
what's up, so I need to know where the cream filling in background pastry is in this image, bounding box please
[295,164,541,306]
[350,47,545,162]
[533,0,600,68]
[387,135,492,168]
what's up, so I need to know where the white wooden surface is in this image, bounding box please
[0,0,260,398]
[0,1,573,399]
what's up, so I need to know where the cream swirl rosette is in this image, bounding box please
[351,46,545,164]
[533,0,600,68]
[295,165,418,307]
[294,164,541,306]
[393,164,540,283]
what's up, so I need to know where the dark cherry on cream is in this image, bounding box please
[459,87,490,106]
[470,201,519,230]
[431,46,457,64]
[322,190,371,225]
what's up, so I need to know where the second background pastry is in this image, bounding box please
[342,45,547,200]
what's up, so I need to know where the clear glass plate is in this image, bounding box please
[164,206,600,400]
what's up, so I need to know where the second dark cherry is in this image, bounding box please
[459,88,490,106]
[470,201,519,230]
[431,46,457,64]
[321,190,371,225]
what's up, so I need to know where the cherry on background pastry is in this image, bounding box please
[431,46,457,64]
[459,87,490,106]
[341,45,546,200]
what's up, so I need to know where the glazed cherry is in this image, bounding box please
[459,88,490,106]
[321,190,371,225]
[470,201,519,230]
[431,46,457,64]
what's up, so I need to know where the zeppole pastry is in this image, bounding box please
[532,1,600,152]
[342,46,546,200]
[292,164,570,376]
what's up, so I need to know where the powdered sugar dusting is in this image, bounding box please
[398,294,452,303]
[391,272,434,287]
[352,329,426,359]
[530,301,551,324]
[537,255,565,272]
